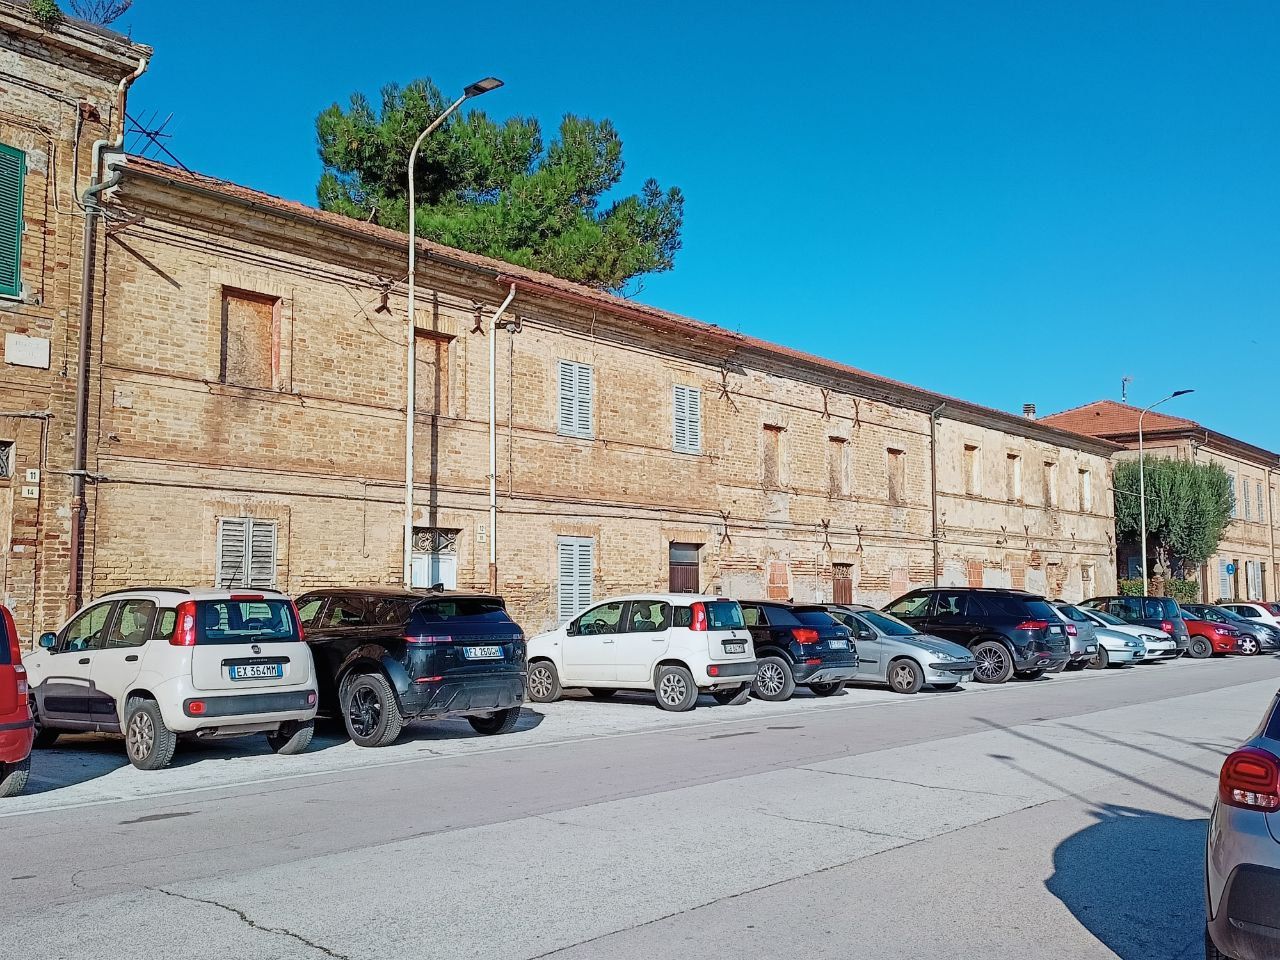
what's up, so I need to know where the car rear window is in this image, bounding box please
[702,600,744,630]
[760,605,802,627]
[1057,605,1090,623]
[1145,598,1180,620]
[413,598,512,623]
[198,600,299,644]
[972,595,1055,620]
[793,608,839,627]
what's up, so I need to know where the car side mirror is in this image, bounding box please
[857,629,875,641]
[566,622,578,637]
[39,632,56,649]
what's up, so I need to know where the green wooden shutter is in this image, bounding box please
[0,144,24,298]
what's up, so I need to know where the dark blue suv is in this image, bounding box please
[737,601,858,701]
[295,588,526,747]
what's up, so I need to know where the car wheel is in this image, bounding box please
[124,697,178,771]
[1189,637,1213,659]
[808,680,845,697]
[711,685,751,705]
[341,672,404,748]
[526,661,561,703]
[654,665,699,712]
[29,697,58,749]
[887,659,925,695]
[751,656,796,702]
[0,756,31,799]
[1238,635,1260,657]
[468,707,522,735]
[1015,668,1046,681]
[266,720,314,755]
[972,641,1014,684]
[1087,646,1110,670]
[587,688,618,700]
[931,682,959,691]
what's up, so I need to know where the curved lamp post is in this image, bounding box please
[1138,388,1194,594]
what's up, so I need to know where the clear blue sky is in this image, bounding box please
[116,1,1279,447]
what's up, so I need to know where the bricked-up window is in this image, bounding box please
[0,440,12,478]
[557,536,594,622]
[216,518,278,589]
[763,425,783,487]
[1259,482,1266,523]
[1230,474,1239,518]
[0,143,23,298]
[887,448,906,503]
[672,385,702,454]
[1245,480,1253,520]
[1079,469,1092,512]
[832,563,853,604]
[828,437,849,497]
[1043,461,1057,508]
[557,360,594,438]
[415,332,451,418]
[220,289,277,389]
[1006,453,1022,502]
[963,444,980,495]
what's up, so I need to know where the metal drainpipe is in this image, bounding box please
[929,403,945,586]
[1269,464,1278,602]
[488,284,517,594]
[69,56,148,612]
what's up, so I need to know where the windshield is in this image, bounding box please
[1091,609,1128,626]
[856,610,918,637]
[1211,607,1247,623]
[1057,605,1090,623]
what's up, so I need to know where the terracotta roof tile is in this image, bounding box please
[1040,400,1199,438]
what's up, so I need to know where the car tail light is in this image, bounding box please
[405,635,452,645]
[188,700,206,715]
[230,593,265,602]
[1065,624,1078,636]
[14,664,26,696]
[690,602,708,632]
[1161,621,1174,634]
[413,676,443,683]
[804,657,823,665]
[708,665,720,677]
[170,600,198,646]
[1219,747,1280,811]
[791,628,819,645]
[1015,620,1049,632]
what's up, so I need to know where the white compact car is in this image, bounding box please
[25,588,318,769]
[1077,607,1177,660]
[526,594,758,711]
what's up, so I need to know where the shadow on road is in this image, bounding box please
[1047,804,1205,959]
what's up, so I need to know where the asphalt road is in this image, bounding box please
[5,655,1279,960]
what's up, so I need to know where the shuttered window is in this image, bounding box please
[557,360,594,438]
[556,536,594,622]
[672,385,702,454]
[0,143,24,299]
[216,518,278,589]
[1218,560,1231,602]
[1258,482,1265,523]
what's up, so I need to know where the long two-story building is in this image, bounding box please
[0,6,1118,637]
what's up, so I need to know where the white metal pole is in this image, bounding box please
[403,94,467,586]
[1139,411,1148,595]
[488,284,517,594]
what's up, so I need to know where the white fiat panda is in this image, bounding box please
[525,594,757,711]
[24,587,318,769]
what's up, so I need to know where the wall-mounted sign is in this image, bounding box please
[1226,563,1237,575]
[4,333,51,370]
[20,486,39,499]
[24,469,39,483]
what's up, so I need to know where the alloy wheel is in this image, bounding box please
[658,672,688,706]
[127,710,154,762]
[890,663,915,691]
[1240,636,1259,656]
[528,666,554,700]
[974,647,1008,682]
[348,685,382,738]
[756,663,786,698]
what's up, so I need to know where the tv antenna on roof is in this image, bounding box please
[1121,376,1133,404]
[124,110,190,172]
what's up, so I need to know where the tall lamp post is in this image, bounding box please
[1138,388,1194,594]
[403,77,504,586]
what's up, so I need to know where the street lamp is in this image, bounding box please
[403,77,504,586]
[1138,388,1194,594]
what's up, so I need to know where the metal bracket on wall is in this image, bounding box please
[470,301,486,334]
[820,519,832,552]
[719,510,733,547]
[820,389,831,421]
[855,525,864,553]
[717,364,740,411]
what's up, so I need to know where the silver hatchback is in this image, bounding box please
[824,605,975,694]
[1206,688,1280,959]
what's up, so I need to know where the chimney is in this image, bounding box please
[1022,403,1037,420]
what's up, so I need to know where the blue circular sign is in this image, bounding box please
[1226,563,1237,575]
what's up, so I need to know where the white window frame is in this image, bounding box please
[964,444,981,496]
[557,359,594,439]
[216,517,278,589]
[1007,453,1022,502]
[1079,468,1093,512]
[557,536,595,622]
[672,384,702,454]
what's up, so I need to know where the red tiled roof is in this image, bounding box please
[1040,400,1199,438]
[121,156,1120,454]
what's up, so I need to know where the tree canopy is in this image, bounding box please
[1113,457,1234,577]
[316,79,684,292]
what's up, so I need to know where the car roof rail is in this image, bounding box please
[95,586,193,599]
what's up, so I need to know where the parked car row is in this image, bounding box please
[1,582,1274,798]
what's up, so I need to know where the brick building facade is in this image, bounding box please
[0,8,1118,637]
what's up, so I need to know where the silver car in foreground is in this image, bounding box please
[1206,688,1280,959]
[824,604,975,694]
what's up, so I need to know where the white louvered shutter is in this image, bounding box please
[0,144,24,299]
[576,539,594,613]
[673,385,701,453]
[557,537,595,622]
[216,519,249,588]
[557,360,576,436]
[248,521,278,588]
[1218,560,1231,601]
[575,363,593,437]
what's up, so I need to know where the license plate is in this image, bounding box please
[828,639,849,649]
[229,663,283,680]
[464,645,503,660]
[1086,645,1097,653]
[723,642,746,654]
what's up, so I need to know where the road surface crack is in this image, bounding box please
[797,766,1028,800]
[152,887,350,959]
[762,811,916,841]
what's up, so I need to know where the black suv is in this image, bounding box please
[884,588,1071,684]
[295,587,526,747]
[1081,595,1191,656]
[737,601,858,701]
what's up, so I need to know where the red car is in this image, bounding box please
[0,604,33,798]
[1179,608,1240,659]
